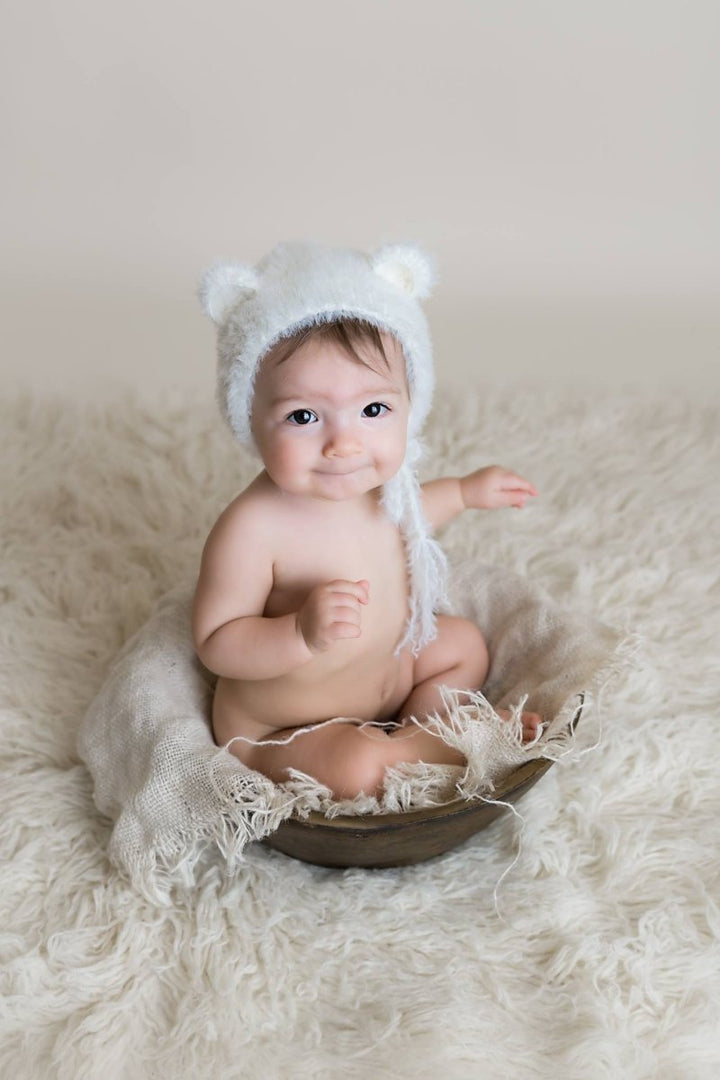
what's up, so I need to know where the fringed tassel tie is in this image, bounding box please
[381,438,449,656]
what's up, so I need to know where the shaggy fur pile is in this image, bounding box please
[1,382,719,1079]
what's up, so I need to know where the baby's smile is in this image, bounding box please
[316,463,367,475]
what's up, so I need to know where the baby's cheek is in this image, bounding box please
[385,431,408,470]
[274,438,314,483]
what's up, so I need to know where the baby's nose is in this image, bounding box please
[323,429,363,458]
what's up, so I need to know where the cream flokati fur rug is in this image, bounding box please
[1,383,719,1079]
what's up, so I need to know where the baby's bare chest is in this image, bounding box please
[217,499,414,729]
[264,512,409,640]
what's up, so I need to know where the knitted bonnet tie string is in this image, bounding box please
[381,438,449,655]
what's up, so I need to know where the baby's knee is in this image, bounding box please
[442,616,489,683]
[325,727,390,800]
[456,616,487,653]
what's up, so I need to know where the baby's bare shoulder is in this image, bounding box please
[194,475,278,638]
[206,472,279,548]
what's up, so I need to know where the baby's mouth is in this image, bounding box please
[317,464,367,476]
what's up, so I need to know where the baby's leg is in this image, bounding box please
[394,615,542,742]
[396,615,489,725]
[242,616,540,799]
[242,717,467,801]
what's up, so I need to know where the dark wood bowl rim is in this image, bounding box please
[294,756,550,833]
[289,695,584,835]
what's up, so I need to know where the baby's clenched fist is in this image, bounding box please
[296,579,370,654]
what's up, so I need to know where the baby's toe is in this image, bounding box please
[521,711,543,742]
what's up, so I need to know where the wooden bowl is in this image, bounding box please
[261,697,583,868]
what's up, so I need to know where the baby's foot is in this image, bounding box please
[496,708,543,743]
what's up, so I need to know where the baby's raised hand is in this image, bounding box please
[297,579,370,654]
[460,466,538,511]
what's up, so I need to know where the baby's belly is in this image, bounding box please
[213,641,414,749]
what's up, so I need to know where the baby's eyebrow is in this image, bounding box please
[270,386,404,406]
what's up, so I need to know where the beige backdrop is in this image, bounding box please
[2,0,718,399]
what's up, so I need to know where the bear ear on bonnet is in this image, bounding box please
[199,243,435,325]
[371,243,436,301]
[198,263,259,325]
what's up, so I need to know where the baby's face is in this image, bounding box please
[251,331,410,502]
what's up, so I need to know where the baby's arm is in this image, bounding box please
[421,466,537,530]
[192,502,304,679]
[192,499,369,679]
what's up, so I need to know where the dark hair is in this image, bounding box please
[263,317,395,372]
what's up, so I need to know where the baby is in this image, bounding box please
[192,242,541,800]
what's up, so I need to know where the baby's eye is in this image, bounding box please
[362,402,389,418]
[286,409,317,425]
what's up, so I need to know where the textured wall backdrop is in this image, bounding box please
[1,1,718,397]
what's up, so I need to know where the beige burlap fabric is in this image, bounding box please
[78,558,621,900]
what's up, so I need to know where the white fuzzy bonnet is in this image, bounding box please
[199,240,435,448]
[198,240,447,653]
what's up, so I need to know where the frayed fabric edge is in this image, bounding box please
[303,630,640,816]
[109,766,301,905]
[110,632,638,900]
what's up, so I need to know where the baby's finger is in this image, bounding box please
[329,620,362,639]
[327,579,370,603]
[492,489,531,508]
[501,475,538,495]
[355,579,370,603]
[327,593,364,617]
[331,603,362,625]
